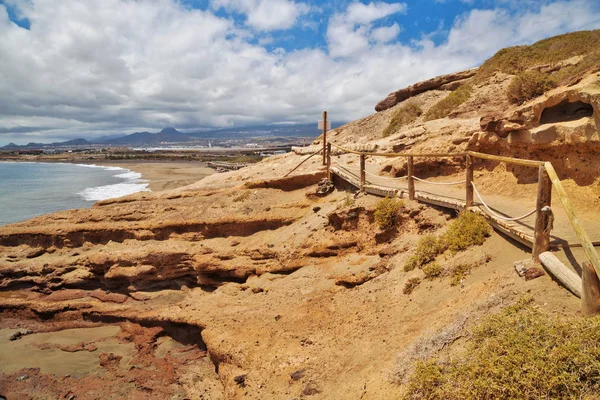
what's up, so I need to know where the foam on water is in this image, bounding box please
[78,182,150,201]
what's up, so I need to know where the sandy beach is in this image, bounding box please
[94,160,215,192]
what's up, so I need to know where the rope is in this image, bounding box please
[364,170,408,180]
[284,148,322,177]
[413,176,466,185]
[472,182,536,221]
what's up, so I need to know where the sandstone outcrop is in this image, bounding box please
[374,67,478,112]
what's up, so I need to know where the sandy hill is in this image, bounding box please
[1,30,600,399]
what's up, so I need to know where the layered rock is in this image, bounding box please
[375,67,478,112]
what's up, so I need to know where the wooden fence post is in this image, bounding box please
[326,143,332,181]
[322,110,327,166]
[360,153,366,193]
[465,154,474,208]
[407,156,415,200]
[532,165,552,260]
[582,261,600,316]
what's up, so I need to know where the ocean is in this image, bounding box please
[0,162,150,226]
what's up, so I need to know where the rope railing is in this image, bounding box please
[413,176,466,186]
[471,182,537,222]
[324,138,600,295]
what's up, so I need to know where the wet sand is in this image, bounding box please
[98,160,215,192]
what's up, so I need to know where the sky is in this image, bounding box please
[0,0,600,145]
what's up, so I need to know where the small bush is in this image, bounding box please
[424,85,472,121]
[403,278,421,295]
[442,212,490,253]
[383,101,422,137]
[404,299,600,399]
[422,262,444,280]
[342,192,354,207]
[449,263,473,286]
[374,197,404,230]
[507,70,557,105]
[404,235,442,272]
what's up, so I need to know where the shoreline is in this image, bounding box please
[2,159,215,193]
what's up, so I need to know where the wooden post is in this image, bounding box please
[465,154,474,208]
[322,110,327,166]
[532,165,552,260]
[582,261,600,315]
[407,156,415,200]
[326,142,332,181]
[359,153,366,193]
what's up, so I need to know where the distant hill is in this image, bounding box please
[2,122,345,149]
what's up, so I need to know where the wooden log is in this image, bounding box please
[544,162,600,282]
[465,154,473,207]
[582,261,600,316]
[467,151,544,167]
[407,156,415,200]
[322,110,327,166]
[326,143,332,181]
[532,166,553,260]
[539,251,582,298]
[359,154,366,193]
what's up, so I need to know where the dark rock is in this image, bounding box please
[524,267,545,280]
[290,369,306,381]
[302,381,321,396]
[9,329,32,341]
[234,374,247,388]
[312,206,321,213]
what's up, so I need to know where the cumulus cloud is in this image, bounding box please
[0,0,599,144]
[211,0,310,31]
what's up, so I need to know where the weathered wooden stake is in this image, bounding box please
[407,156,415,200]
[326,142,332,181]
[582,261,600,316]
[322,110,328,166]
[532,165,552,260]
[465,154,474,208]
[360,153,366,193]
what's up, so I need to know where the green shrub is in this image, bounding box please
[422,262,444,280]
[374,197,404,230]
[383,101,423,137]
[404,235,442,272]
[403,278,421,295]
[507,70,557,105]
[442,212,490,253]
[404,300,600,399]
[424,85,473,121]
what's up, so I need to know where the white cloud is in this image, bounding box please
[0,0,599,144]
[211,0,310,31]
[371,23,401,43]
[326,1,407,57]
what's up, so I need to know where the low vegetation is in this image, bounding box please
[442,211,490,253]
[422,262,443,280]
[383,101,423,137]
[404,212,490,273]
[424,85,473,121]
[403,278,421,295]
[404,235,442,272]
[233,191,251,202]
[507,70,557,105]
[374,197,404,229]
[404,298,600,399]
[448,263,474,287]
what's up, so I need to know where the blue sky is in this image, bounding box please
[0,0,599,144]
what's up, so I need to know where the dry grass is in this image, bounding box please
[422,262,444,280]
[442,212,490,253]
[404,298,600,400]
[404,235,442,272]
[424,85,473,121]
[233,191,251,202]
[507,70,557,105]
[403,278,421,295]
[478,30,600,78]
[374,197,404,229]
[383,101,423,137]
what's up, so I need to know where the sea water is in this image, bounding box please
[0,162,150,225]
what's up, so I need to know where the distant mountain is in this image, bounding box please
[1,122,346,149]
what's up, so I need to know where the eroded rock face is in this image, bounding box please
[479,71,600,144]
[375,67,479,112]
